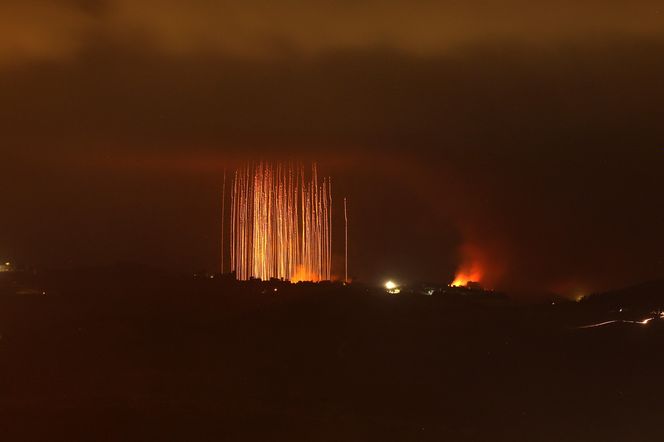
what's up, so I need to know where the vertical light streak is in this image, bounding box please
[344,197,348,283]
[229,162,333,282]
[221,170,226,274]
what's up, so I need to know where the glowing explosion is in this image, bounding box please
[450,264,483,287]
[229,162,333,282]
[450,244,485,287]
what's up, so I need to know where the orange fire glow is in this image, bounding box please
[451,266,483,287]
[290,265,320,283]
[450,244,485,287]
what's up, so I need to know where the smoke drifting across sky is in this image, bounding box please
[1,0,663,296]
[2,0,664,64]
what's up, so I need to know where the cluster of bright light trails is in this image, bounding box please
[229,162,332,282]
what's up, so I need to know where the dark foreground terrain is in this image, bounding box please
[1,270,664,441]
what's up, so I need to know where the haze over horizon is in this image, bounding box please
[1,0,663,297]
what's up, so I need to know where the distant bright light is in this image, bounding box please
[384,280,401,294]
[4,262,10,266]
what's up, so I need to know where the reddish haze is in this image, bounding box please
[1,1,663,298]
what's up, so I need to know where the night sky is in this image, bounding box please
[1,1,663,297]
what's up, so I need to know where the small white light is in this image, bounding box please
[384,280,401,294]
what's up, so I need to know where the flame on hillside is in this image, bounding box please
[450,243,485,287]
